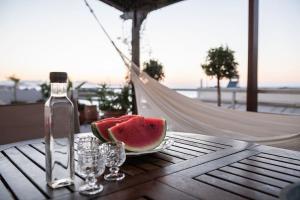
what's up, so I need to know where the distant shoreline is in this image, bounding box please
[0,80,300,90]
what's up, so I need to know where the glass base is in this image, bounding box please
[104,172,125,181]
[48,178,74,189]
[79,184,103,195]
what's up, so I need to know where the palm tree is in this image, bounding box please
[8,75,20,103]
[201,46,239,106]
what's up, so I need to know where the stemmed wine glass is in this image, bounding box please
[102,141,126,181]
[77,136,106,195]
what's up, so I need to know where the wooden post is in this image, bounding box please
[131,10,147,114]
[132,11,142,67]
[247,0,259,112]
[231,91,236,110]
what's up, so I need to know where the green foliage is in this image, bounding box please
[97,83,132,112]
[201,46,239,106]
[143,59,165,81]
[117,85,132,112]
[40,82,51,100]
[201,46,239,80]
[67,78,73,92]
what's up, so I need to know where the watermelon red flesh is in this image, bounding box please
[94,114,139,124]
[117,114,139,121]
[91,115,140,141]
[109,117,166,152]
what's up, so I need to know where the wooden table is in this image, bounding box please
[1,132,299,200]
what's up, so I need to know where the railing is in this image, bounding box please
[77,87,300,110]
[174,87,300,109]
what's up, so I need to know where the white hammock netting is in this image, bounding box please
[126,59,300,147]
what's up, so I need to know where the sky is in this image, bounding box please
[0,0,299,88]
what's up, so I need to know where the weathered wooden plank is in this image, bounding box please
[121,165,145,176]
[135,163,160,171]
[249,145,300,160]
[207,170,281,196]
[173,142,215,154]
[168,146,205,157]
[140,156,172,167]
[18,145,45,167]
[0,132,257,200]
[248,156,300,171]
[165,150,258,178]
[0,177,14,200]
[31,143,45,154]
[60,181,198,200]
[170,135,229,149]
[257,153,300,165]
[196,174,277,200]
[0,152,45,200]
[5,147,70,198]
[220,166,290,188]
[171,138,222,151]
[18,145,84,191]
[126,157,161,171]
[79,145,253,197]
[171,132,249,148]
[231,163,300,183]
[103,181,198,200]
[159,175,247,200]
[161,149,196,160]
[0,139,43,152]
[151,152,184,163]
[240,159,300,177]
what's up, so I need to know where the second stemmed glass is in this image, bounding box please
[102,141,126,181]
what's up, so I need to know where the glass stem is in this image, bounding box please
[110,167,119,175]
[86,174,97,188]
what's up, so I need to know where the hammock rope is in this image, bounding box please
[83,0,132,67]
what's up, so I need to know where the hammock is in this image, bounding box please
[130,64,300,145]
[84,0,300,148]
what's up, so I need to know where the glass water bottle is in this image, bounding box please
[45,72,75,188]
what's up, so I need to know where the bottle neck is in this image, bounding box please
[51,83,67,97]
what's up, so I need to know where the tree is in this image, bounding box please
[8,75,20,102]
[143,59,165,81]
[40,82,50,100]
[201,46,239,106]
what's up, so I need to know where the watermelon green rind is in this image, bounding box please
[95,121,111,142]
[109,118,167,152]
[91,122,106,142]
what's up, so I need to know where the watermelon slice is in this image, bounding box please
[91,115,139,142]
[109,117,166,152]
[117,114,139,121]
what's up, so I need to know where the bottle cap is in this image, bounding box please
[50,72,67,83]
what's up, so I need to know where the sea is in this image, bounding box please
[1,80,300,103]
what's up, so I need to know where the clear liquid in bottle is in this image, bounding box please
[45,72,74,188]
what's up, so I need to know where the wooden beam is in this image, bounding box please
[98,0,184,13]
[247,0,259,112]
[132,11,141,67]
[131,10,147,67]
[131,10,147,114]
